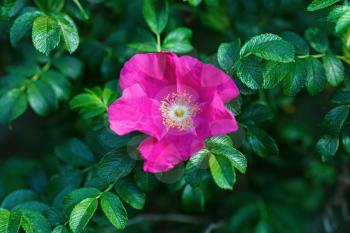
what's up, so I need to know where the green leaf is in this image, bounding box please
[322,105,349,135]
[20,210,51,233]
[134,169,158,192]
[13,202,48,213]
[53,56,83,79]
[327,5,348,23]
[0,89,27,126]
[240,33,294,63]
[342,125,350,154]
[209,154,236,190]
[63,188,100,213]
[184,149,209,187]
[316,135,339,161]
[262,61,290,89]
[32,15,61,55]
[239,103,273,125]
[217,39,241,72]
[305,28,329,53]
[41,70,71,100]
[162,27,193,53]
[307,0,340,11]
[128,29,158,52]
[335,8,350,34]
[181,185,204,212]
[283,59,306,96]
[1,190,38,210]
[188,0,202,7]
[206,135,233,149]
[323,55,344,86]
[97,148,136,183]
[305,57,327,96]
[69,197,98,233]
[10,11,42,47]
[54,138,95,167]
[280,31,309,55]
[142,0,169,34]
[56,14,79,53]
[331,89,350,105]
[115,178,146,210]
[27,80,58,116]
[235,56,262,90]
[52,225,68,233]
[100,192,128,230]
[210,146,247,174]
[246,127,279,157]
[0,209,21,233]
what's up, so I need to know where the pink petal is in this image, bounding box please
[177,55,240,103]
[195,93,239,138]
[108,84,166,140]
[138,133,205,173]
[119,52,178,99]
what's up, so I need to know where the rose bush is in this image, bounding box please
[0,0,350,233]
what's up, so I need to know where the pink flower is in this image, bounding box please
[108,52,239,173]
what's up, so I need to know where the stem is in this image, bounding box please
[72,0,89,20]
[204,221,225,233]
[297,54,325,59]
[156,33,161,52]
[127,214,202,226]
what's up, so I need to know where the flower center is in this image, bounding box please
[160,92,200,131]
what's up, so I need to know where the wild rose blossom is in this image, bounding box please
[108,52,239,173]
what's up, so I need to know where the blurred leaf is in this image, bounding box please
[181,185,204,212]
[100,192,128,230]
[27,80,58,116]
[10,11,42,47]
[342,125,350,154]
[134,168,158,193]
[246,127,279,157]
[32,15,61,55]
[162,27,193,53]
[188,0,202,7]
[142,0,168,34]
[41,71,71,100]
[280,31,309,55]
[53,56,83,79]
[307,0,340,11]
[240,103,273,125]
[331,89,350,105]
[240,33,294,63]
[115,178,146,210]
[316,135,339,161]
[335,8,350,34]
[54,138,95,167]
[305,28,329,53]
[209,153,236,190]
[305,57,327,95]
[322,105,349,135]
[323,55,344,86]
[0,89,27,126]
[217,39,241,72]
[1,190,38,210]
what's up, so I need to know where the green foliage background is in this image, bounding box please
[1,0,350,232]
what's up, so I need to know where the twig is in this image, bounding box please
[127,214,203,226]
[204,221,225,233]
